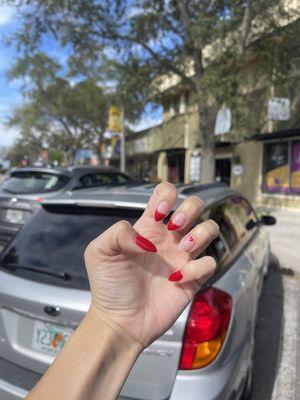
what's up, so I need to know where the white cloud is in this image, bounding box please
[129,114,163,132]
[0,5,15,26]
[0,124,19,147]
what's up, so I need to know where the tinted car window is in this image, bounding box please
[210,196,258,251]
[0,207,142,290]
[205,236,229,270]
[80,172,132,187]
[115,173,133,184]
[2,172,69,194]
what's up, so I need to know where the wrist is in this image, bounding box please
[86,304,143,355]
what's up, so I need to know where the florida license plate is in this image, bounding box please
[32,320,73,356]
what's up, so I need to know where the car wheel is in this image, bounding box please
[241,368,253,400]
[241,338,254,400]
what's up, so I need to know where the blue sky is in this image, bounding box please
[0,5,23,147]
[0,4,163,148]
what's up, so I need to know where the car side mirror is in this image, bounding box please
[260,215,276,226]
[245,219,256,230]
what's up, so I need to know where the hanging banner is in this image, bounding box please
[189,154,201,182]
[108,106,123,132]
[214,107,231,136]
[291,141,300,193]
[264,142,289,192]
[268,97,290,121]
[111,136,121,157]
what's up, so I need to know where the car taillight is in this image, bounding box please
[179,288,232,370]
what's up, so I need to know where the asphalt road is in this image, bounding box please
[252,210,300,400]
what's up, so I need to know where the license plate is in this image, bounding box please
[32,320,73,356]
[5,209,25,224]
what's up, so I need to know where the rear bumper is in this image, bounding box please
[0,380,27,400]
[0,357,41,400]
[0,357,246,400]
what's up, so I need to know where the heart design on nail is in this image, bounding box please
[188,236,194,242]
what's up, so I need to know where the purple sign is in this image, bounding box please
[291,141,300,193]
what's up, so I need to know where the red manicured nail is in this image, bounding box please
[167,221,180,231]
[168,270,183,282]
[167,212,186,231]
[155,210,166,221]
[135,235,157,252]
[155,200,169,222]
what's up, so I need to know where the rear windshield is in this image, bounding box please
[78,172,133,188]
[2,171,70,194]
[0,206,142,290]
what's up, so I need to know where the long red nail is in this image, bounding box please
[167,221,180,231]
[168,270,183,282]
[167,212,186,231]
[135,235,157,252]
[155,200,169,222]
[155,210,166,221]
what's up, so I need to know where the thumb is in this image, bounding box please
[85,220,157,260]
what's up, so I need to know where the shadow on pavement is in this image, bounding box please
[251,253,284,400]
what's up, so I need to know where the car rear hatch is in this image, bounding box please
[0,204,187,400]
[0,169,70,196]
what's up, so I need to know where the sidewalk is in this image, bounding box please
[252,208,300,400]
[265,209,300,274]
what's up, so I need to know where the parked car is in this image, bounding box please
[0,183,275,400]
[0,166,136,252]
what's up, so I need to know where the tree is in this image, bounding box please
[5,0,300,181]
[8,53,113,164]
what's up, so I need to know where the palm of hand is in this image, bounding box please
[86,213,199,347]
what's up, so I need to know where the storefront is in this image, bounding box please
[235,130,300,210]
[126,153,159,182]
[262,139,300,195]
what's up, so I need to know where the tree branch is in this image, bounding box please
[177,0,204,81]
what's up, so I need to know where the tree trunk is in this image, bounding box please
[97,131,103,166]
[197,100,216,183]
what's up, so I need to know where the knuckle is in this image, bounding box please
[184,196,204,213]
[194,219,218,242]
[189,195,204,208]
[206,219,219,236]
[115,220,131,232]
[84,239,98,259]
[188,261,197,276]
[155,181,177,198]
[205,255,217,268]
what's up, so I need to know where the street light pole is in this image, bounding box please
[120,108,126,172]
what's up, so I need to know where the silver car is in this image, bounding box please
[0,183,275,400]
[0,166,136,252]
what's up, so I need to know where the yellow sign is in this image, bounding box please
[108,106,123,132]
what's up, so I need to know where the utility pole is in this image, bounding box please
[120,108,126,172]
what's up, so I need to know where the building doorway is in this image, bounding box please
[215,158,231,185]
[167,151,185,183]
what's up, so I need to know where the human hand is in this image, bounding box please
[84,182,219,349]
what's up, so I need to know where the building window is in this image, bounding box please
[179,93,186,114]
[263,140,300,194]
[169,102,175,118]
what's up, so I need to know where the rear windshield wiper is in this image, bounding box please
[1,263,72,281]
[2,188,17,194]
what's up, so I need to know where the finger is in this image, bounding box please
[166,195,204,233]
[142,182,178,222]
[177,219,219,259]
[85,220,157,261]
[168,256,216,285]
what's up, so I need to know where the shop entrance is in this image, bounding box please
[215,158,231,185]
[167,151,185,183]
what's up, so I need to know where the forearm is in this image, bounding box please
[26,308,141,400]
